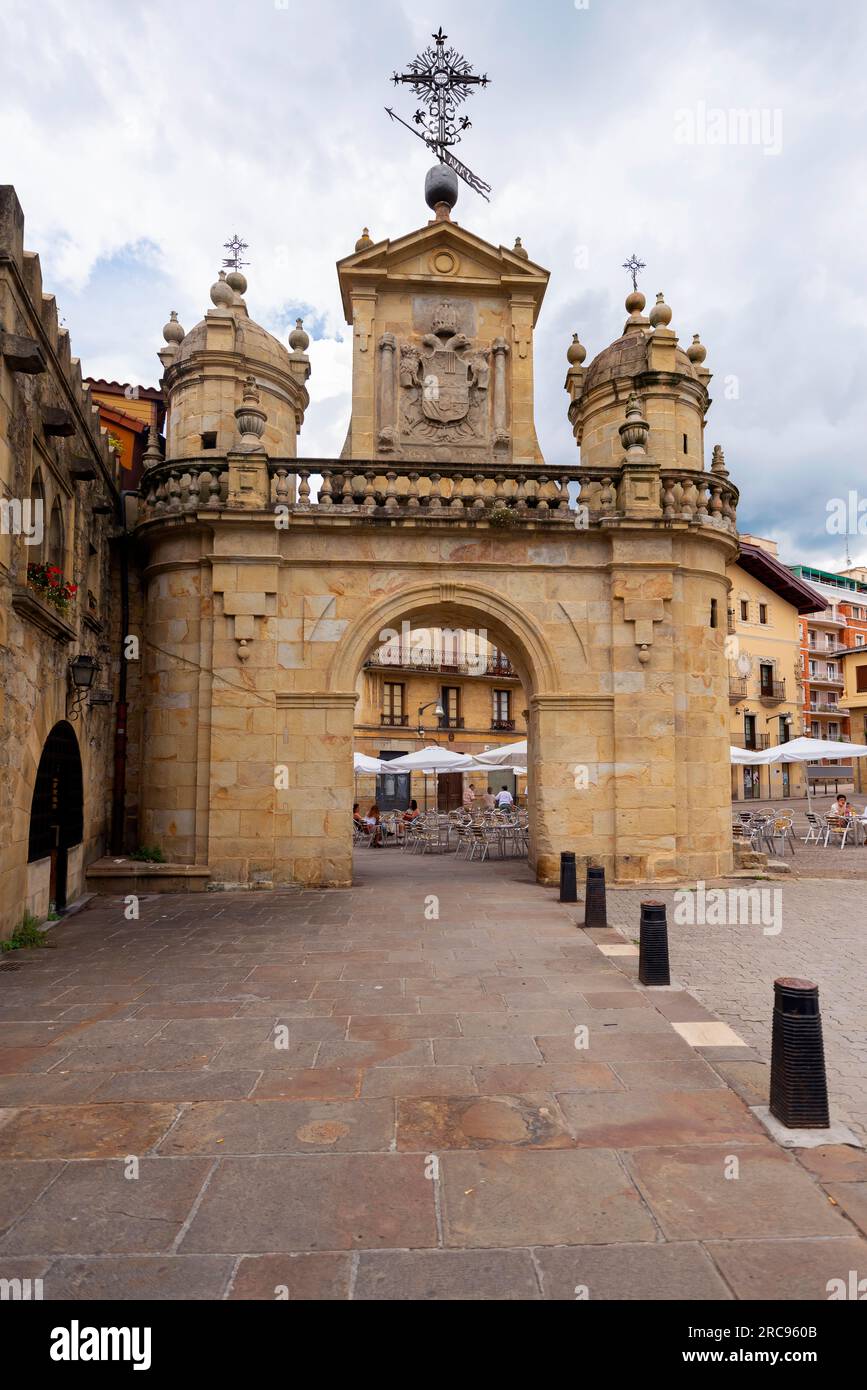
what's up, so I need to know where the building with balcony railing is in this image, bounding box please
[791,563,867,746]
[728,538,820,800]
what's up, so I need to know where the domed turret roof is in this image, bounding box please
[582,291,699,394]
[166,270,301,376]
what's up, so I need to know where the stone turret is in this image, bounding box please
[566,288,713,475]
[156,266,310,462]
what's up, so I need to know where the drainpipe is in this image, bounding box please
[110,490,136,855]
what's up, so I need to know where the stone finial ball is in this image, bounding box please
[163,310,185,345]
[566,333,586,366]
[226,270,247,295]
[687,333,707,364]
[289,317,310,352]
[425,163,459,211]
[649,292,672,328]
[625,290,646,315]
[210,271,234,308]
[355,227,374,252]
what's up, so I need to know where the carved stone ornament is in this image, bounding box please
[397,300,491,445]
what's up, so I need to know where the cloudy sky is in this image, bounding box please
[2,0,864,570]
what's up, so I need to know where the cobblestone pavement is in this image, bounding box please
[610,880,867,1144]
[0,850,864,1301]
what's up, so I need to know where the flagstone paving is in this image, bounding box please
[0,848,865,1300]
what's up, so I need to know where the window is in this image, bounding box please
[382,682,405,725]
[200,431,217,450]
[682,433,688,454]
[29,467,45,563]
[856,665,867,693]
[809,660,817,677]
[740,599,749,621]
[492,689,512,728]
[743,713,757,749]
[709,598,718,628]
[759,662,774,695]
[758,603,768,624]
[440,686,461,727]
[48,497,65,571]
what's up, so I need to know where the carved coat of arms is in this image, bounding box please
[398,301,490,444]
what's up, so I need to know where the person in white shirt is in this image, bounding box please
[463,783,476,808]
[495,786,513,807]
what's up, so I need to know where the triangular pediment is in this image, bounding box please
[337,219,548,323]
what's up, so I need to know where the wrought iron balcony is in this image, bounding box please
[380,713,409,726]
[491,718,516,732]
[758,679,786,705]
[729,676,749,704]
[437,716,465,729]
[364,648,518,678]
[743,733,770,750]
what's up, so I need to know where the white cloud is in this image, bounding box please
[1,0,865,567]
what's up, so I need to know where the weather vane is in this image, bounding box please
[385,26,492,201]
[622,253,646,292]
[222,234,249,272]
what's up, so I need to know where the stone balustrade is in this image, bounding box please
[139,459,230,514]
[136,458,738,533]
[577,466,739,533]
[274,464,578,517]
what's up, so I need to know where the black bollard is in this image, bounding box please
[559,851,577,903]
[769,977,830,1129]
[584,865,607,928]
[638,899,671,985]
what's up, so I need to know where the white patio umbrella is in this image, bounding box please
[385,745,474,772]
[469,739,528,768]
[731,738,867,810]
[353,751,388,774]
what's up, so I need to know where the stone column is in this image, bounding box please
[275,690,358,887]
[377,332,397,450]
[528,693,615,884]
[491,337,509,446]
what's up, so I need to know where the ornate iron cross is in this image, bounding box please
[385,26,492,200]
[622,253,646,292]
[222,234,249,272]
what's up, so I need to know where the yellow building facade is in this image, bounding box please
[727,535,822,800]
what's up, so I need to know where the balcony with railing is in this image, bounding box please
[365,648,519,679]
[743,732,770,751]
[380,713,409,726]
[729,676,749,704]
[809,701,849,715]
[437,716,465,730]
[491,718,516,732]
[807,671,844,687]
[758,679,786,706]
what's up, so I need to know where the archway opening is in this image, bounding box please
[28,720,83,912]
[339,588,548,883]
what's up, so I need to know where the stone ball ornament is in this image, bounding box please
[289,318,310,352]
[210,271,234,308]
[566,333,586,366]
[649,291,672,329]
[425,163,459,212]
[162,310,185,345]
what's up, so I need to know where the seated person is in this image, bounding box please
[365,803,383,846]
[831,793,849,818]
[353,802,372,837]
[403,799,421,822]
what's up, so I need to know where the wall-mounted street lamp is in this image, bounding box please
[417,699,445,739]
[67,652,99,720]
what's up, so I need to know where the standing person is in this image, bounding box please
[463,782,476,809]
[482,786,496,809]
[495,785,513,808]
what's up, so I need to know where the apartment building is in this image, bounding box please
[789,564,867,741]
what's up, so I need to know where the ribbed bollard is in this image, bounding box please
[638,899,671,985]
[584,865,607,928]
[559,851,577,903]
[769,978,830,1129]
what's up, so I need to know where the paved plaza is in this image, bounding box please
[0,851,865,1301]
